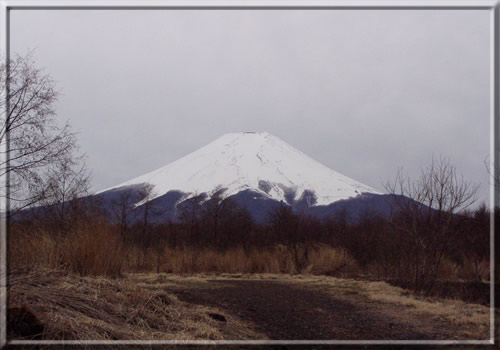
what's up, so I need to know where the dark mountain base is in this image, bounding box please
[90,186,404,224]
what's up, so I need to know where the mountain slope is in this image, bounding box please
[100,132,381,208]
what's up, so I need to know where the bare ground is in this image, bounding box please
[172,279,434,340]
[136,274,491,341]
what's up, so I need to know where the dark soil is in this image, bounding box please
[170,279,460,340]
[7,306,45,340]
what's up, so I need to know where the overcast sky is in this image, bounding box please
[10,9,492,206]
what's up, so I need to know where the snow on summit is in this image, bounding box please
[105,132,381,206]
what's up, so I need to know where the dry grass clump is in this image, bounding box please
[8,267,263,340]
[135,244,356,275]
[357,280,491,338]
[60,222,126,277]
[169,245,294,274]
[301,245,357,276]
[9,229,60,269]
[425,257,491,284]
[9,222,126,277]
[456,257,490,282]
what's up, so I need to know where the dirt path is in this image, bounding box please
[166,279,459,340]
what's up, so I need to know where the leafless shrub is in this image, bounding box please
[384,156,479,293]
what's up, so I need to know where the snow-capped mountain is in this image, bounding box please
[93,132,396,223]
[101,132,381,207]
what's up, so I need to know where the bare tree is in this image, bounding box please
[137,184,156,268]
[150,225,168,274]
[0,53,77,212]
[267,205,308,272]
[461,204,490,282]
[201,188,234,250]
[177,193,205,247]
[35,154,91,236]
[384,156,479,293]
[483,155,499,208]
[110,190,136,242]
[327,208,349,260]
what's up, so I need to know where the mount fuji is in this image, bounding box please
[95,132,394,222]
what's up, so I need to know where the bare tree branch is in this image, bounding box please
[0,53,78,210]
[383,156,479,293]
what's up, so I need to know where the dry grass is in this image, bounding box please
[9,230,60,268]
[131,244,357,276]
[10,226,357,278]
[9,222,126,277]
[60,222,126,277]
[306,276,490,338]
[8,267,264,340]
[456,257,490,282]
[357,280,491,338]
[301,245,357,275]
[10,223,487,289]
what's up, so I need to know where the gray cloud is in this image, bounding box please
[10,9,492,205]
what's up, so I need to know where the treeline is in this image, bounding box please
[134,198,491,291]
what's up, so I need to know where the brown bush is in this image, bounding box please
[303,245,358,276]
[9,229,61,269]
[456,257,490,282]
[60,221,126,277]
[9,221,125,277]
